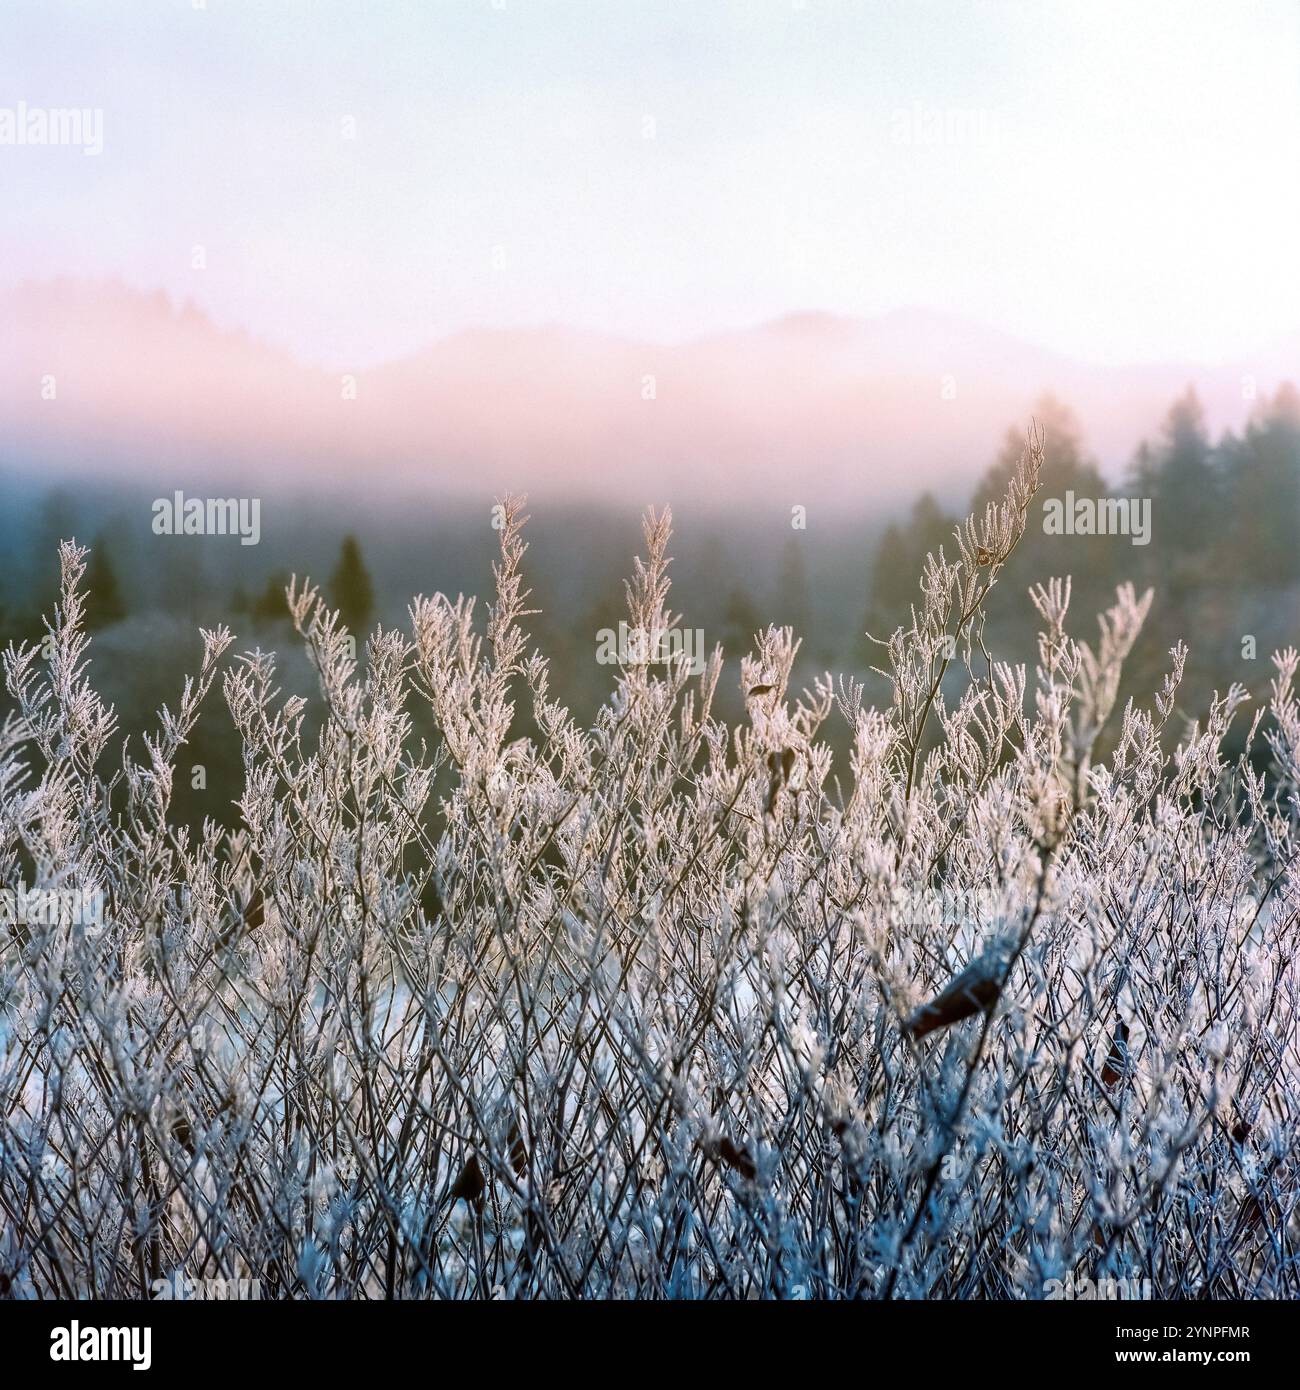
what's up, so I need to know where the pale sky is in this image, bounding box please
[3,0,1298,369]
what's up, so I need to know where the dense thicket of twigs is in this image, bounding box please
[2,439,1297,1299]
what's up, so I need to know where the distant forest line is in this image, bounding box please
[2,381,1298,828]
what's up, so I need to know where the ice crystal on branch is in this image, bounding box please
[2,456,1298,1300]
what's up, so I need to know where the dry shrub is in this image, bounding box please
[1,448,1297,1299]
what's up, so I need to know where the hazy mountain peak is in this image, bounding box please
[1,279,1291,510]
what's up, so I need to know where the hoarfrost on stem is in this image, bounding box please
[1,455,1298,1300]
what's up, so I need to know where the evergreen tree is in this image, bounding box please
[869,522,914,625]
[253,571,291,624]
[84,536,127,631]
[159,540,208,619]
[722,586,762,658]
[1128,440,1158,496]
[869,494,958,633]
[973,395,1104,518]
[1152,388,1218,556]
[909,491,954,560]
[329,535,375,632]
[973,394,1110,612]
[1222,384,1300,586]
[33,488,79,615]
[1117,391,1227,693]
[776,535,812,637]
